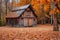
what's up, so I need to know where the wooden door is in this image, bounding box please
[24,18,29,26]
[29,18,33,26]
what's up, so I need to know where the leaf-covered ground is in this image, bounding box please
[0,24,60,40]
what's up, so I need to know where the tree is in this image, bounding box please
[40,5,46,24]
[50,0,59,31]
[0,0,2,26]
[5,0,9,15]
[0,0,6,26]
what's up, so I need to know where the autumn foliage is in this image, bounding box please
[9,0,60,14]
[7,0,60,22]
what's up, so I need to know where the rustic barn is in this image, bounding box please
[6,4,37,27]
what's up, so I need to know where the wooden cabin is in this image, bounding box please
[6,4,37,27]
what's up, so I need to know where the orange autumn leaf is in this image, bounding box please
[49,10,55,15]
[40,0,46,4]
[55,9,59,13]
[33,5,37,10]
[53,7,60,13]
[56,8,59,13]
[44,5,50,12]
[50,7,60,15]
[47,0,51,3]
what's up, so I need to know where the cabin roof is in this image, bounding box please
[12,4,30,11]
[6,4,37,18]
[6,12,19,18]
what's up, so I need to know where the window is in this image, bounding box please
[21,18,23,19]
[26,12,31,16]
[26,9,31,17]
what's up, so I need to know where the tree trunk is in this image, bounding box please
[50,15,53,24]
[53,13,59,31]
[0,0,2,26]
[0,0,6,26]
[5,0,8,15]
[41,5,46,24]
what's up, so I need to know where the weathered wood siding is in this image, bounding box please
[6,8,37,27]
[18,9,37,26]
[6,18,19,26]
[22,10,35,17]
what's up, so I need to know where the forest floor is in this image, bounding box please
[0,24,60,40]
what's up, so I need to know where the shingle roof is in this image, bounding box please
[6,12,19,18]
[12,4,30,11]
[6,4,30,18]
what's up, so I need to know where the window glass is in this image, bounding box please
[26,12,31,16]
